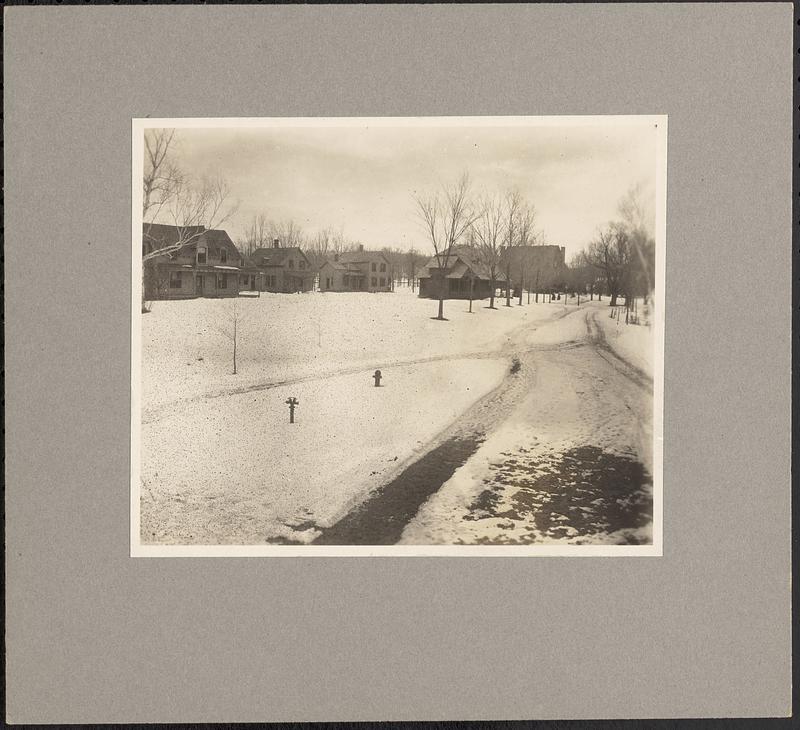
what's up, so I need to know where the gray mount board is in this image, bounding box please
[4,3,792,723]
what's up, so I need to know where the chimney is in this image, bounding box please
[358,244,364,252]
[273,238,280,249]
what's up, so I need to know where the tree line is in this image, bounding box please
[567,184,656,309]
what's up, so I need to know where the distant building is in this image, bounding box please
[417,246,506,300]
[245,239,315,293]
[500,244,568,294]
[142,224,243,300]
[318,246,393,292]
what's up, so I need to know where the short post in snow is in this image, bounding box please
[373,369,382,387]
[286,397,299,423]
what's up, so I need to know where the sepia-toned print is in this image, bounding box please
[131,116,665,556]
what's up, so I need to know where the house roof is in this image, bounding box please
[322,259,362,273]
[142,222,205,248]
[249,246,309,268]
[202,229,240,256]
[142,224,241,258]
[336,250,391,266]
[421,246,506,282]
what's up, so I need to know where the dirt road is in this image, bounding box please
[315,305,654,545]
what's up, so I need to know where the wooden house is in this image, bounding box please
[417,246,506,300]
[318,247,393,292]
[142,224,243,300]
[246,240,315,293]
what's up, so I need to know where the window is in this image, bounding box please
[299,260,306,269]
[371,263,377,272]
[380,277,386,287]
[288,259,295,269]
[371,277,378,287]
[380,263,386,272]
[169,272,182,289]
[216,273,227,289]
[197,247,207,265]
[220,248,227,263]
[266,275,277,287]
[326,277,332,288]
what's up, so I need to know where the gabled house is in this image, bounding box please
[318,246,392,292]
[417,246,506,300]
[246,240,315,293]
[142,224,243,300]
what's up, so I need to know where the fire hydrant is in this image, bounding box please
[373,369,382,387]
[285,396,299,423]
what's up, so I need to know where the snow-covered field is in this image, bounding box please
[141,285,562,416]
[141,358,507,544]
[139,289,656,547]
[140,285,567,544]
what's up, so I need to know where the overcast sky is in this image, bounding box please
[159,120,659,261]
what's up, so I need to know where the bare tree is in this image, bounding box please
[501,190,524,306]
[238,213,272,259]
[142,129,181,229]
[582,223,632,307]
[618,183,656,305]
[473,194,506,310]
[141,170,238,312]
[413,172,478,320]
[216,299,244,375]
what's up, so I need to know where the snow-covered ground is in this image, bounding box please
[140,285,570,545]
[141,357,508,544]
[140,288,656,546]
[141,285,563,416]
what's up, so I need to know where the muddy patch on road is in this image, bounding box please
[313,435,486,545]
[463,445,652,544]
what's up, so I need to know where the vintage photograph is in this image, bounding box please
[131,116,665,556]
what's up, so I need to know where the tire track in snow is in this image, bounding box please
[141,305,576,425]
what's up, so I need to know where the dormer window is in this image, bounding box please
[197,247,207,265]
[220,248,227,264]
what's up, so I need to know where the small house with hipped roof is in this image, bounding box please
[417,246,506,300]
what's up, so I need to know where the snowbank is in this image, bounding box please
[593,303,655,377]
[141,357,508,545]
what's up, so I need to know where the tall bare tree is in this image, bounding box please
[501,190,524,306]
[414,172,478,320]
[516,202,538,305]
[583,223,632,306]
[473,194,506,310]
[142,129,181,231]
